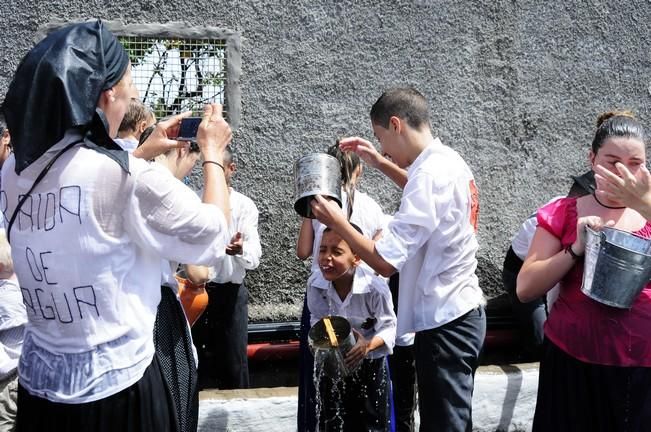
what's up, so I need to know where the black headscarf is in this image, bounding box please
[3,19,130,174]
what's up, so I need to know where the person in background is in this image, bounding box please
[503,197,563,360]
[518,111,651,431]
[1,20,232,431]
[0,232,25,432]
[307,225,396,432]
[192,145,262,390]
[0,118,11,171]
[296,142,386,432]
[114,99,156,152]
[387,273,417,432]
[152,140,212,432]
[311,88,485,432]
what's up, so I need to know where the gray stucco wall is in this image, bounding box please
[1,1,650,321]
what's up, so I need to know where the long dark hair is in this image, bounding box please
[327,141,361,221]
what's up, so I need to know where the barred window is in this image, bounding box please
[37,21,242,128]
[118,36,227,119]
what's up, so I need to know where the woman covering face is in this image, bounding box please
[1,20,232,432]
[517,112,651,432]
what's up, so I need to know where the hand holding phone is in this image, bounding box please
[196,104,232,157]
[176,117,202,141]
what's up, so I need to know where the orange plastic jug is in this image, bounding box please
[175,275,209,326]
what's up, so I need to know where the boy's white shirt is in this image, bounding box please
[208,189,262,283]
[375,138,484,336]
[307,264,397,358]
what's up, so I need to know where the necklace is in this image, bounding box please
[593,193,626,210]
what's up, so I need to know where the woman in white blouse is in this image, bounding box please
[1,20,231,431]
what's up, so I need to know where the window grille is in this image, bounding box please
[37,21,241,128]
[118,35,227,119]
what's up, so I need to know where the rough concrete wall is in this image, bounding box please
[1,1,650,321]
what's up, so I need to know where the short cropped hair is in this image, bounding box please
[119,100,153,133]
[370,87,431,130]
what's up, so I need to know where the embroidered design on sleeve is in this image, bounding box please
[469,179,479,232]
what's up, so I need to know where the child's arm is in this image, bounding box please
[344,332,385,370]
[296,218,314,260]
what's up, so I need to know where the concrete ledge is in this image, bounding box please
[198,363,538,432]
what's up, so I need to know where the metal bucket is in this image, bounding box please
[293,153,342,218]
[308,316,356,378]
[581,227,651,308]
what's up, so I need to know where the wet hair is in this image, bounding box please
[323,223,364,237]
[591,110,647,154]
[327,141,361,221]
[138,125,155,148]
[370,87,431,130]
[119,100,153,133]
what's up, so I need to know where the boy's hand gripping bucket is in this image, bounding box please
[308,316,357,378]
[293,153,342,218]
[581,226,651,309]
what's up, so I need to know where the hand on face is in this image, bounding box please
[226,232,243,256]
[595,162,651,214]
[310,195,346,229]
[338,137,383,168]
[344,329,369,370]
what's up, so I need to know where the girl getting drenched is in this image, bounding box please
[517,111,651,432]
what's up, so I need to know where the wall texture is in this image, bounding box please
[1,1,650,320]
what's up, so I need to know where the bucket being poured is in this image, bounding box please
[308,316,357,378]
[293,153,342,218]
[581,226,651,309]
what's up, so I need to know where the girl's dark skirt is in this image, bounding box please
[154,285,199,432]
[16,355,176,432]
[533,338,651,432]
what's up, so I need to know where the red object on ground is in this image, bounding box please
[246,329,516,361]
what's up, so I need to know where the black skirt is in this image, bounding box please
[17,355,176,432]
[533,338,651,432]
[154,286,199,432]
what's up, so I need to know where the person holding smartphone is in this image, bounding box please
[1,20,232,431]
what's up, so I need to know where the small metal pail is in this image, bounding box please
[293,153,342,218]
[308,316,356,378]
[581,227,651,308]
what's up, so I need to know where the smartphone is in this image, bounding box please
[177,117,202,141]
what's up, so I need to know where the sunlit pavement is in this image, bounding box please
[197,363,538,432]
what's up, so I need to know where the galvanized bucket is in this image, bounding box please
[293,153,342,218]
[308,316,356,378]
[581,227,651,308]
